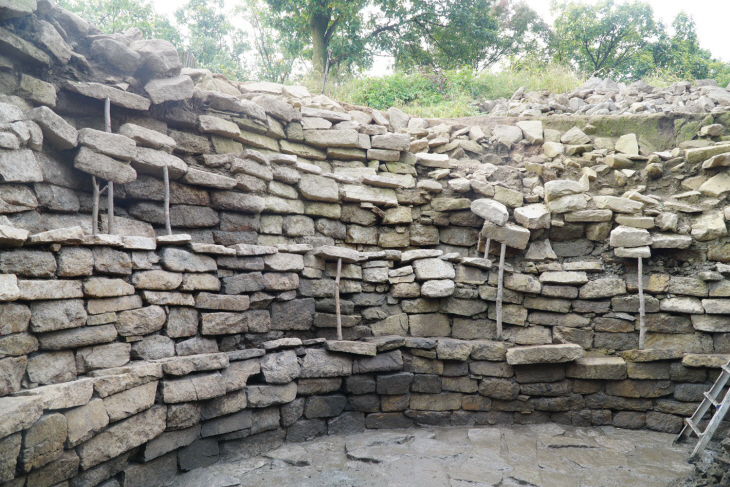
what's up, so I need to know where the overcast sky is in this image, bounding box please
[151,0,730,68]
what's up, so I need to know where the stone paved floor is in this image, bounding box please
[176,424,695,487]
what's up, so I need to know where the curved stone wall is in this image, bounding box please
[1,1,730,485]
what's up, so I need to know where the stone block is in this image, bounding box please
[76,405,166,469]
[64,398,109,448]
[566,357,627,379]
[506,344,583,365]
[162,373,225,403]
[247,382,297,408]
[19,413,67,473]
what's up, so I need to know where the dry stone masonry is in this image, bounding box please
[1,1,730,486]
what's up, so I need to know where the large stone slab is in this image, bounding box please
[74,147,137,184]
[64,81,151,111]
[27,106,77,150]
[506,344,583,365]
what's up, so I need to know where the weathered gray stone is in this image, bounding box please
[247,382,297,408]
[162,373,225,403]
[27,106,77,150]
[63,398,109,448]
[74,147,136,184]
[76,342,131,373]
[115,306,166,336]
[102,381,157,422]
[26,351,75,384]
[506,344,583,365]
[0,395,42,440]
[300,349,352,378]
[29,299,86,333]
[16,378,93,410]
[76,405,166,469]
[145,75,194,104]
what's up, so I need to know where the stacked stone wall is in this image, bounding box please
[2,1,730,485]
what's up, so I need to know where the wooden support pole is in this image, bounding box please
[638,256,646,350]
[335,257,342,341]
[91,176,99,236]
[163,165,172,235]
[107,182,114,234]
[104,98,115,235]
[496,242,506,340]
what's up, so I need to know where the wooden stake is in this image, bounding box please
[104,98,111,132]
[484,238,491,259]
[638,257,646,350]
[107,182,114,234]
[91,176,99,236]
[163,165,172,235]
[496,242,506,340]
[104,98,115,235]
[335,257,342,341]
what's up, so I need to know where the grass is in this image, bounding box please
[304,64,587,118]
[300,64,718,119]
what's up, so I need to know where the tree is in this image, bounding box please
[261,0,547,76]
[263,0,367,75]
[58,0,181,45]
[175,0,250,80]
[551,0,658,78]
[385,0,548,71]
[237,0,304,83]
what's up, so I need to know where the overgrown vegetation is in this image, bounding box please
[317,65,586,117]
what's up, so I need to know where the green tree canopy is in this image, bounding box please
[236,0,304,83]
[262,0,546,75]
[58,0,181,45]
[175,0,250,80]
[551,0,658,78]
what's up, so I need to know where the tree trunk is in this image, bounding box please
[310,11,330,75]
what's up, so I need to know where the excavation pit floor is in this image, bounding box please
[177,424,695,487]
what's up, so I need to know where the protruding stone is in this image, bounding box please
[506,344,583,365]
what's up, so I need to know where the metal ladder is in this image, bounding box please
[674,359,730,460]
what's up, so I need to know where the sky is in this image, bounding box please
[151,0,730,74]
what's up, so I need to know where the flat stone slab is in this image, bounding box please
[621,349,684,363]
[506,344,584,365]
[233,244,278,256]
[157,234,192,245]
[682,354,730,368]
[262,338,302,350]
[65,81,151,111]
[313,246,362,263]
[325,340,377,356]
[189,243,236,255]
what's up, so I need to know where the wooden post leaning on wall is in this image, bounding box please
[638,256,646,350]
[335,257,343,341]
[163,165,172,235]
[104,98,115,235]
[495,242,506,340]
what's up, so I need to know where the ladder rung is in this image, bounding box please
[705,392,721,407]
[686,418,702,436]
